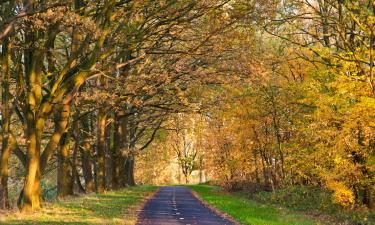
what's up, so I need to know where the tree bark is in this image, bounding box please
[71,115,85,194]
[40,103,71,174]
[80,116,95,193]
[57,134,74,199]
[110,113,120,189]
[127,155,135,186]
[97,109,107,193]
[0,38,12,209]
[20,20,45,212]
[21,117,44,212]
[81,136,95,193]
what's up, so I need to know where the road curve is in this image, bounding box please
[136,186,234,225]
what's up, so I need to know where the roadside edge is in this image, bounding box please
[189,188,242,225]
[125,186,160,225]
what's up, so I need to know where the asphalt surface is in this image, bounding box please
[136,186,234,225]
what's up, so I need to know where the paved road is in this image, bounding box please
[136,186,234,225]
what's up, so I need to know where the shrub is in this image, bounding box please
[327,181,355,208]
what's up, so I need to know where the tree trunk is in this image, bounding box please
[110,113,121,189]
[121,156,136,187]
[363,186,374,209]
[184,173,189,184]
[40,103,71,174]
[57,134,74,199]
[21,118,44,212]
[126,118,136,186]
[0,136,16,209]
[199,156,203,184]
[105,117,114,190]
[20,24,45,212]
[97,109,107,193]
[110,114,119,189]
[81,136,95,193]
[0,38,12,209]
[80,116,95,193]
[120,113,129,187]
[127,155,135,186]
[111,156,121,189]
[71,116,85,194]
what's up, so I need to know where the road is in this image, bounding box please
[136,186,234,225]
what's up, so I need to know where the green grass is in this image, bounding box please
[0,185,157,225]
[188,185,320,225]
[253,186,375,225]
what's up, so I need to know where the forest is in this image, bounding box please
[0,0,374,224]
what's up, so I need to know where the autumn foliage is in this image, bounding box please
[0,0,374,222]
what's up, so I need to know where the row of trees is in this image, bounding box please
[201,0,374,210]
[0,0,235,212]
[1,0,373,216]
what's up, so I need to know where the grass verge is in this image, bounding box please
[0,185,157,225]
[253,186,375,225]
[188,185,320,225]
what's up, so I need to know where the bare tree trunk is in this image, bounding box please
[184,173,189,184]
[0,38,12,209]
[126,119,136,186]
[111,112,122,189]
[71,115,85,194]
[118,112,129,187]
[21,117,44,212]
[57,133,74,199]
[105,116,114,190]
[363,186,374,209]
[80,116,95,193]
[20,20,46,212]
[127,155,135,186]
[97,109,107,193]
[72,149,85,194]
